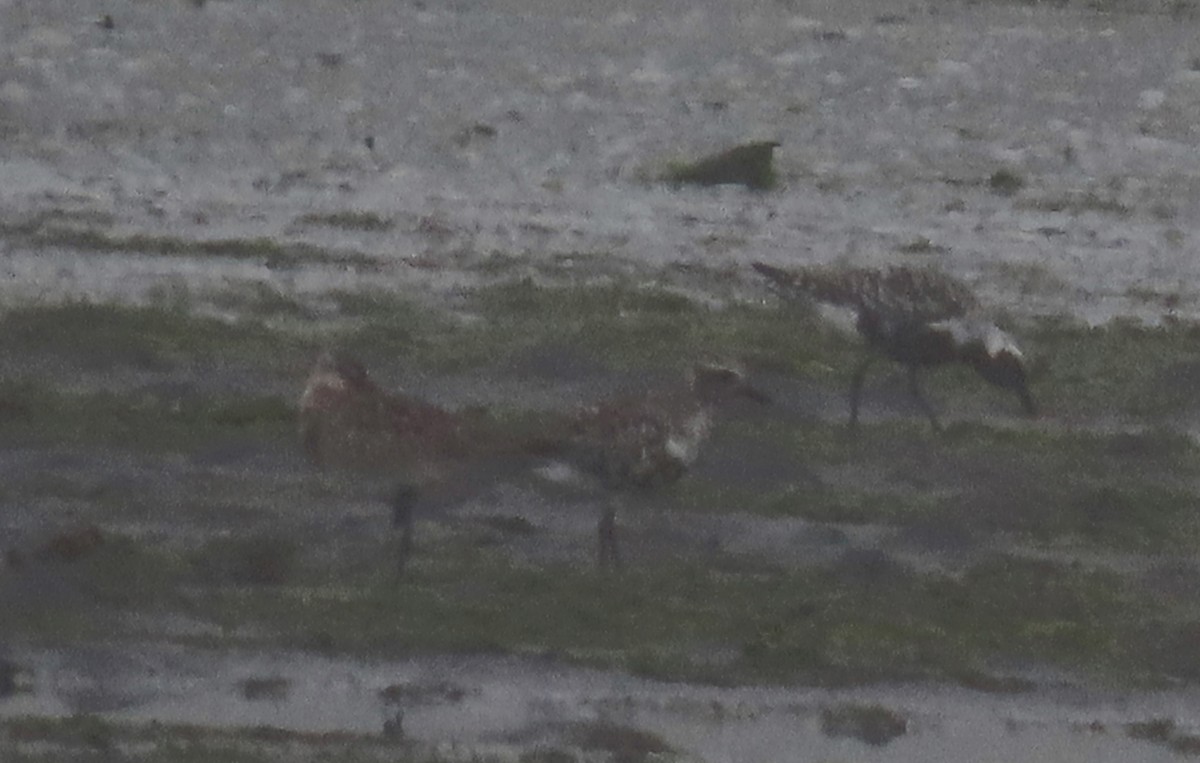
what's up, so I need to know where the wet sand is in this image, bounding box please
[4,644,1200,762]
[4,0,1200,760]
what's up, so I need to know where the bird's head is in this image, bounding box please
[299,350,376,438]
[957,326,1037,416]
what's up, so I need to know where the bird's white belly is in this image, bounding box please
[665,413,710,465]
[535,461,592,488]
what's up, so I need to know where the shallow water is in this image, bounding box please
[3,645,1200,762]
[1,0,1199,323]
[3,0,1200,759]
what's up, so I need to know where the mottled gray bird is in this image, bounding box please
[753,262,1035,430]
[532,362,769,566]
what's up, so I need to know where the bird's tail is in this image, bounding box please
[752,261,866,308]
[418,411,578,507]
[751,261,800,292]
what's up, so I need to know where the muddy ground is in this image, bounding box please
[5,0,1200,760]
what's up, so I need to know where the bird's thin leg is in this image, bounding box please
[598,501,620,569]
[392,484,419,577]
[907,365,943,433]
[848,354,875,429]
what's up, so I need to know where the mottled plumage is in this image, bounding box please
[752,262,1035,429]
[536,363,768,566]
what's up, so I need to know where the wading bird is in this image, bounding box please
[752,262,1035,430]
[532,362,769,566]
[299,351,529,575]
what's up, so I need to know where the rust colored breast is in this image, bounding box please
[299,366,479,481]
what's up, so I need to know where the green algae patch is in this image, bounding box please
[294,210,395,232]
[86,539,1166,688]
[4,222,381,269]
[987,168,1025,197]
[660,141,781,191]
[0,301,305,371]
[466,278,839,375]
[739,554,1158,686]
[1015,190,1131,217]
[0,281,828,384]
[0,508,1185,689]
[327,290,500,373]
[8,284,1200,692]
[1122,716,1200,755]
[1026,316,1200,418]
[207,281,318,321]
[746,416,1200,553]
[0,382,295,451]
[820,703,908,746]
[757,484,950,525]
[567,720,676,761]
[194,534,300,587]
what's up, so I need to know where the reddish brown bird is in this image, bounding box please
[532,361,769,567]
[38,526,104,563]
[753,262,1035,430]
[6,525,105,571]
[299,350,531,575]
